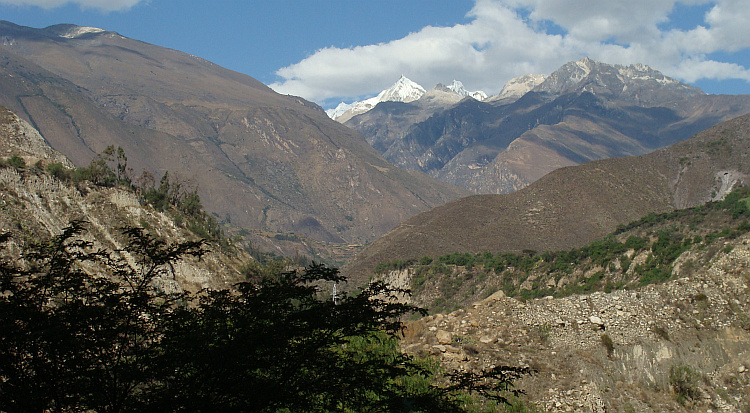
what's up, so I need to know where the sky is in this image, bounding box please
[1,0,749,109]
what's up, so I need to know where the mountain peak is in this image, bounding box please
[0,21,113,41]
[498,74,548,99]
[327,76,426,121]
[327,76,490,121]
[445,80,488,101]
[533,58,704,104]
[377,75,426,103]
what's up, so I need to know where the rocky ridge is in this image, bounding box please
[496,73,548,100]
[0,107,72,167]
[345,58,750,196]
[343,111,750,280]
[534,58,703,105]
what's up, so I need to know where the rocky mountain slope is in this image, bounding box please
[0,21,467,248]
[353,173,750,411]
[401,254,750,411]
[387,188,750,411]
[0,104,246,292]
[345,58,750,194]
[344,112,750,279]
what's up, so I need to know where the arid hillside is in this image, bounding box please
[345,112,750,280]
[0,21,467,247]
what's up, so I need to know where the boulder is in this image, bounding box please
[436,329,452,345]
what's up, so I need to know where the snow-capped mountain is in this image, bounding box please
[497,74,548,100]
[327,76,487,122]
[346,57,750,198]
[326,75,425,122]
[326,101,355,120]
[445,80,487,101]
[378,75,426,103]
[533,57,703,105]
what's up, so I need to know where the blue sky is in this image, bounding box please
[1,0,749,108]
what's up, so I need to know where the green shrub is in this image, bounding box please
[419,255,433,265]
[7,154,25,168]
[46,162,71,180]
[669,364,701,405]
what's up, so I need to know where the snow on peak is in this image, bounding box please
[327,76,489,122]
[325,102,355,119]
[446,80,467,94]
[446,80,487,101]
[498,74,548,99]
[376,75,426,103]
[327,76,425,121]
[59,26,106,39]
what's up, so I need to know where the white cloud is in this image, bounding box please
[270,0,750,104]
[674,58,750,82]
[0,0,142,11]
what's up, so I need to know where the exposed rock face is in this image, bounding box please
[0,166,246,292]
[0,105,72,167]
[534,57,704,105]
[0,104,247,292]
[401,235,750,410]
[497,73,548,100]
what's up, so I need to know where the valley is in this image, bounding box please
[1,19,750,412]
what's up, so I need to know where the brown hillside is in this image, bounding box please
[0,21,467,246]
[344,112,750,279]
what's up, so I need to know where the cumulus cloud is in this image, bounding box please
[0,0,142,12]
[270,0,750,104]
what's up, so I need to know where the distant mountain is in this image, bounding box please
[327,76,486,122]
[344,112,750,278]
[445,80,487,101]
[495,73,547,100]
[345,58,750,195]
[534,57,703,105]
[326,76,426,123]
[0,21,468,248]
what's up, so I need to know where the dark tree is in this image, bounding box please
[0,224,529,412]
[0,222,203,412]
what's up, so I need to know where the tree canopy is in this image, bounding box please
[0,223,529,412]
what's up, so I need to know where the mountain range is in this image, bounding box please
[4,20,750,272]
[326,76,487,123]
[0,21,467,252]
[343,58,750,194]
[344,111,750,278]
